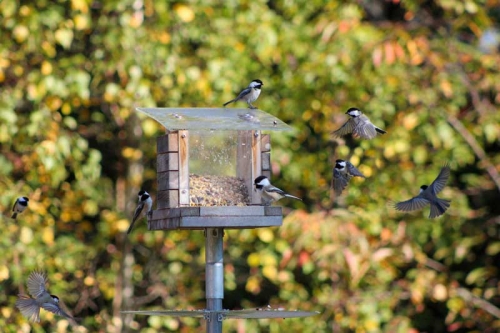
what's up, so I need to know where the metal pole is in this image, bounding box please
[205,228,224,333]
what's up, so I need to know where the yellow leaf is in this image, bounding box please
[433,284,447,301]
[55,29,74,49]
[440,79,453,98]
[257,229,274,243]
[0,265,9,281]
[71,0,89,13]
[20,226,33,244]
[74,14,90,30]
[41,61,52,75]
[245,276,261,293]
[247,252,260,267]
[13,25,29,43]
[174,4,195,22]
[84,276,95,286]
[42,227,54,246]
[263,265,277,280]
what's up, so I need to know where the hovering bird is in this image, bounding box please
[254,176,301,205]
[12,196,29,219]
[15,271,74,323]
[333,107,386,140]
[127,190,153,234]
[394,164,451,218]
[332,159,366,195]
[223,79,264,109]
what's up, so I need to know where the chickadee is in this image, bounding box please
[254,176,301,205]
[127,190,153,234]
[15,271,74,322]
[12,196,29,219]
[223,79,264,109]
[332,159,366,195]
[394,164,451,218]
[333,107,386,140]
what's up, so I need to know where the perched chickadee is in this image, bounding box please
[254,176,301,205]
[223,79,264,109]
[12,196,29,220]
[332,159,366,195]
[15,271,74,323]
[394,164,451,218]
[333,107,386,140]
[127,190,153,234]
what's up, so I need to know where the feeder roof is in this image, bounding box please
[136,107,293,131]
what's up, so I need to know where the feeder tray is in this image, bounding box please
[122,309,320,320]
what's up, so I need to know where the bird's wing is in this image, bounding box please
[429,164,450,194]
[27,271,48,299]
[333,169,349,195]
[353,116,377,139]
[332,119,354,137]
[132,202,145,223]
[15,295,40,323]
[41,302,74,320]
[266,185,287,196]
[394,196,430,212]
[235,87,252,100]
[12,199,18,211]
[346,162,366,178]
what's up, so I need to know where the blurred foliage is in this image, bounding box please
[1,0,499,332]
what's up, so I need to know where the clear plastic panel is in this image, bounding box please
[136,107,293,131]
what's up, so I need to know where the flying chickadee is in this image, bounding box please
[333,107,386,140]
[15,271,74,323]
[12,196,29,220]
[254,176,301,205]
[127,190,153,234]
[394,164,451,218]
[223,79,264,109]
[332,159,366,195]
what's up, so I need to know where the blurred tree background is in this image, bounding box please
[1,0,499,332]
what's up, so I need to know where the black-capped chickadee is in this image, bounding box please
[394,164,451,218]
[332,159,366,195]
[12,196,29,219]
[15,271,74,322]
[127,190,153,234]
[223,79,264,109]
[333,107,386,140]
[254,176,301,205]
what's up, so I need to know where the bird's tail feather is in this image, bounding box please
[11,212,17,219]
[285,194,302,201]
[15,295,41,322]
[429,198,451,218]
[126,220,137,235]
[223,99,235,106]
[376,127,386,134]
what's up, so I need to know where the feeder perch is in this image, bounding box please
[123,108,318,332]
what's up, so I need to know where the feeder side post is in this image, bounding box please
[251,130,262,204]
[179,130,190,206]
[261,134,271,180]
[205,228,224,333]
[157,132,180,208]
[237,131,254,203]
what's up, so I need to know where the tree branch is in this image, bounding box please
[447,114,500,193]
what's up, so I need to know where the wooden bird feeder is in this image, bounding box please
[124,107,318,332]
[140,107,293,230]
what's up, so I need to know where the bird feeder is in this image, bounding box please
[123,107,318,332]
[146,107,291,229]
